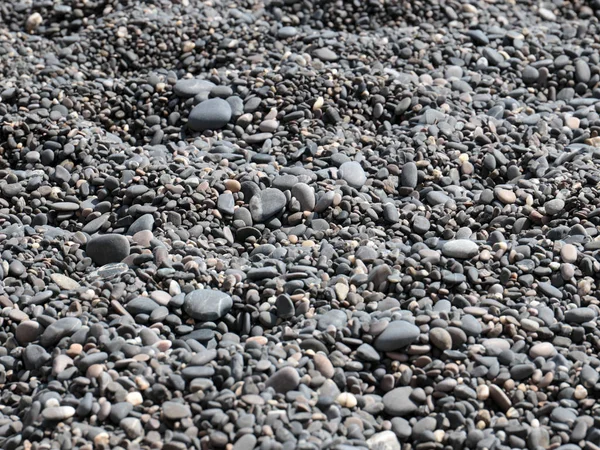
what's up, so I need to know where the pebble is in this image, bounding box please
[265,366,300,393]
[86,234,130,266]
[338,161,367,189]
[184,289,233,321]
[162,402,191,420]
[544,198,565,215]
[42,406,76,421]
[188,98,232,131]
[383,387,418,416]
[375,321,420,351]
[249,188,287,222]
[442,240,479,259]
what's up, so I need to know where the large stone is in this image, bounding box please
[40,317,82,347]
[188,98,232,131]
[162,402,191,420]
[174,78,215,97]
[249,188,287,222]
[86,234,130,266]
[42,406,76,421]
[338,161,367,189]
[442,240,479,259]
[375,321,420,352]
[265,366,299,393]
[184,289,233,321]
[383,387,418,416]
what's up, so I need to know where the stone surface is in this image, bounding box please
[184,289,233,321]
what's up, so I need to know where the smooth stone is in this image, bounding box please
[275,294,295,319]
[217,192,235,215]
[86,235,130,266]
[277,26,298,38]
[126,297,161,315]
[42,406,76,421]
[338,161,367,189]
[564,307,597,324]
[356,343,380,362]
[127,214,155,235]
[383,387,418,416]
[366,431,400,450]
[427,190,452,206]
[50,274,80,290]
[16,320,41,344]
[400,162,418,188]
[23,344,50,370]
[291,183,315,211]
[313,48,339,61]
[120,417,144,439]
[488,385,511,411]
[317,310,347,330]
[162,402,191,420]
[537,282,563,299]
[233,434,258,450]
[265,366,300,393]
[495,188,516,204]
[40,318,82,347]
[544,199,565,215]
[429,328,452,350]
[413,216,430,234]
[174,78,215,97]
[184,289,233,321]
[375,321,420,352]
[442,240,479,259]
[188,98,232,131]
[522,66,539,84]
[249,188,287,222]
[575,59,591,83]
[560,244,577,263]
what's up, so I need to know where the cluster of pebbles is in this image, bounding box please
[1,0,600,449]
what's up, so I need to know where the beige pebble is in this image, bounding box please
[477,384,489,401]
[566,116,580,129]
[246,336,268,345]
[94,432,110,447]
[560,244,578,263]
[87,364,104,378]
[574,385,588,400]
[126,391,144,406]
[314,353,334,378]
[182,41,195,52]
[26,13,43,32]
[224,179,241,193]
[337,392,357,408]
[335,283,349,301]
[67,343,83,357]
[495,188,516,204]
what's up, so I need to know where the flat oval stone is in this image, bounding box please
[184,289,233,321]
[249,188,287,222]
[162,401,191,420]
[188,98,232,131]
[383,387,417,416]
[40,317,82,347]
[265,366,299,393]
[375,320,420,352]
[565,307,597,324]
[560,244,577,263]
[442,240,479,258]
[338,161,367,189]
[42,406,76,421]
[400,162,418,188]
[174,78,215,97]
[86,234,130,266]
